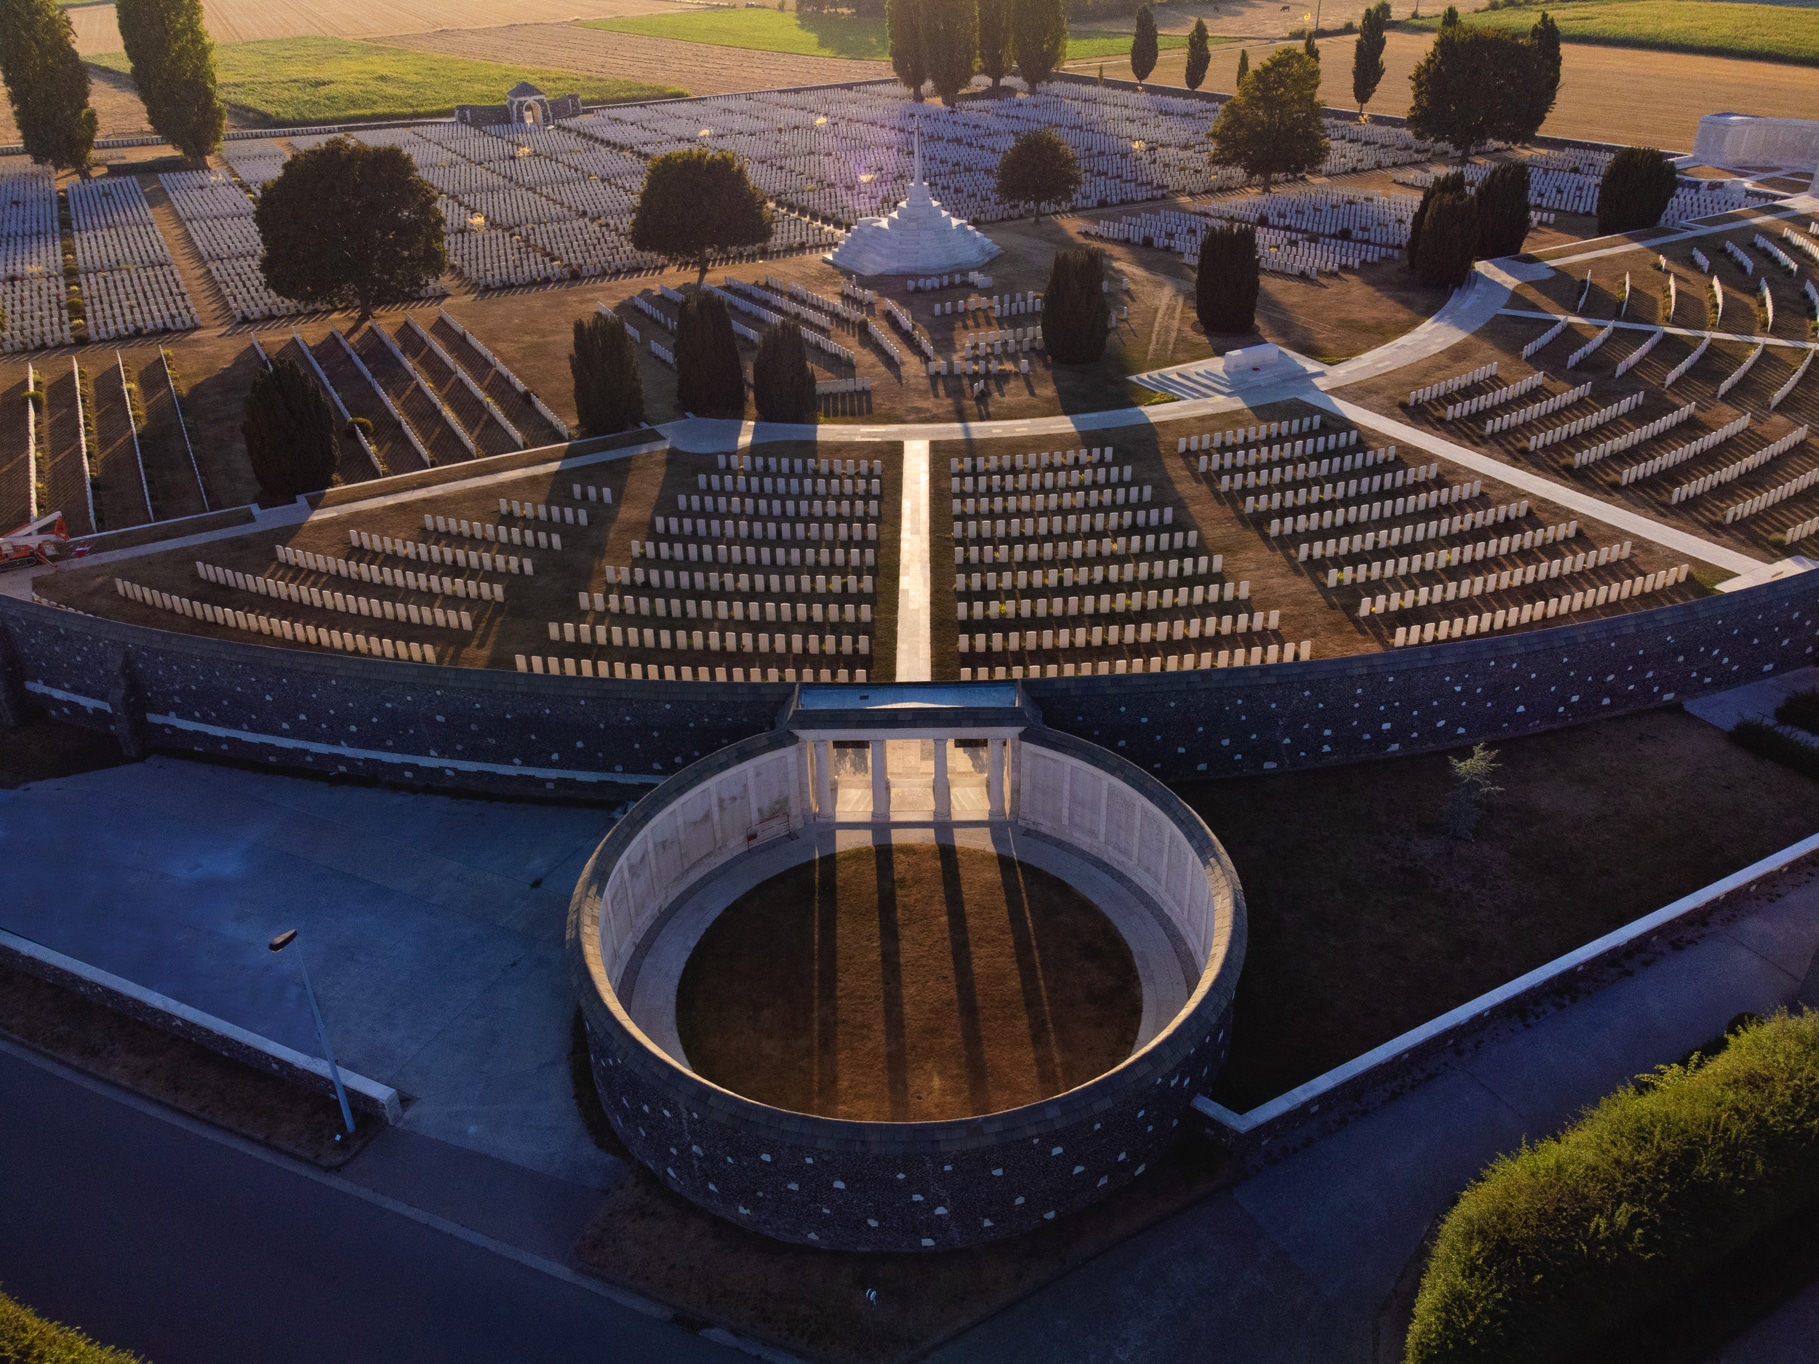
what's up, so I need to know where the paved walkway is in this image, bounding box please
[896,439,932,681]
[935,847,1819,1363]
[0,757,622,1188]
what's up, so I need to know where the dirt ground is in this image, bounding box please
[376,22,892,97]
[1126,30,1819,152]
[677,842,1141,1123]
[1186,706,1819,1111]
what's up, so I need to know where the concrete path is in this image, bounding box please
[1685,664,1818,732]
[0,756,621,1188]
[1320,395,1768,574]
[896,439,932,681]
[935,852,1819,1363]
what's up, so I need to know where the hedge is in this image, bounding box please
[0,1288,147,1363]
[1730,720,1819,780]
[1405,1010,1819,1364]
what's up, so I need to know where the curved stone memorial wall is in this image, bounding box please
[565,726,1246,1251]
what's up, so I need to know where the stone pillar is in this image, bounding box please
[870,739,889,821]
[987,737,1005,819]
[932,736,951,821]
[815,739,833,820]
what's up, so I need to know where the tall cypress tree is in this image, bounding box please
[116,0,224,164]
[1195,224,1260,335]
[752,322,818,424]
[1235,47,1249,85]
[570,312,645,436]
[1012,0,1066,89]
[1183,18,1211,91]
[0,0,96,171]
[1352,0,1388,115]
[887,0,928,101]
[923,0,978,104]
[1041,248,1110,365]
[977,0,1011,88]
[1597,147,1679,236]
[1474,161,1531,258]
[1415,191,1479,289]
[1521,11,1562,143]
[1407,170,1466,274]
[674,291,745,419]
[242,357,337,498]
[1130,4,1158,84]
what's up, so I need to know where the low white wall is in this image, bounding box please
[1016,742,1235,975]
[601,743,808,989]
[1693,113,1819,172]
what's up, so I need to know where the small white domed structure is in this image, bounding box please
[828,129,1000,277]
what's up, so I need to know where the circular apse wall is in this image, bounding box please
[566,720,1245,1252]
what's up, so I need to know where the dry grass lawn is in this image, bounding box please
[677,843,1141,1123]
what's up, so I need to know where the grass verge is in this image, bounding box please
[579,10,1189,62]
[89,37,685,126]
[1182,706,1819,1112]
[1400,2,1819,67]
[0,1288,145,1364]
[0,960,381,1167]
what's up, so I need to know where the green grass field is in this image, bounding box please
[1403,0,1819,65]
[90,36,685,126]
[580,9,1192,62]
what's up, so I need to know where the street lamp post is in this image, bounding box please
[268,929,355,1137]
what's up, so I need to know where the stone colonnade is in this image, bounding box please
[806,735,1010,821]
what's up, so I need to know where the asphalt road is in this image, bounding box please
[0,1045,741,1364]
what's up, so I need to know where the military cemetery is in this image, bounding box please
[1,0,1818,1358]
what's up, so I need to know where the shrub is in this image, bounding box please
[751,320,817,424]
[1406,1010,1819,1364]
[0,1288,146,1362]
[673,289,745,419]
[1597,146,1679,236]
[569,311,644,436]
[242,357,337,498]
[1194,223,1259,336]
[1730,719,1819,780]
[1775,689,1819,738]
[1414,189,1478,288]
[1040,246,1110,366]
[1474,161,1531,258]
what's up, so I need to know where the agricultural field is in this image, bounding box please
[67,0,673,54]
[87,36,683,126]
[378,21,893,98]
[581,8,1203,62]
[1132,29,1819,149]
[1403,0,1819,66]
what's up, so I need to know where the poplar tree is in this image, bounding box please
[0,0,96,171]
[887,0,928,100]
[1012,0,1066,89]
[1130,4,1158,84]
[923,0,978,104]
[1352,0,1389,115]
[116,0,225,163]
[977,0,1011,88]
[1183,18,1211,91]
